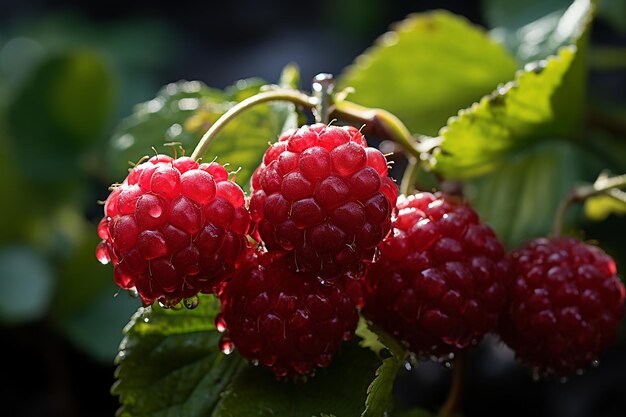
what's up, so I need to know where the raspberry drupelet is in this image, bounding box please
[96,155,250,306]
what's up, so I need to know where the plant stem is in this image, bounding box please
[552,172,626,237]
[190,89,317,160]
[312,73,334,124]
[440,354,466,417]
[332,100,422,160]
[400,157,419,196]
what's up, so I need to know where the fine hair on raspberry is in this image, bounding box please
[96,154,250,306]
[249,123,398,276]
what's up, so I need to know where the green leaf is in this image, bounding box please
[356,317,386,355]
[109,70,298,190]
[0,246,54,325]
[113,295,245,417]
[584,191,626,221]
[186,69,299,191]
[361,325,407,417]
[484,0,594,63]
[107,80,217,180]
[465,140,585,248]
[213,342,379,417]
[338,11,517,136]
[114,294,381,417]
[433,47,578,179]
[6,50,117,181]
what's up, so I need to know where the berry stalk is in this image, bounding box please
[331,100,422,161]
[439,353,466,417]
[190,89,317,160]
[552,172,626,236]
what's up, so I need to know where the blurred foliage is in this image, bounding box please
[109,66,299,191]
[0,15,177,361]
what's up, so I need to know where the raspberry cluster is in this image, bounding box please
[500,237,625,375]
[363,193,511,358]
[249,123,397,275]
[97,155,249,306]
[98,123,625,380]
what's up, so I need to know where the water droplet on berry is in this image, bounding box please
[183,295,199,310]
[591,359,600,368]
[96,241,111,264]
[158,301,169,309]
[219,335,234,355]
[128,288,139,298]
[251,359,259,366]
[443,360,453,369]
[404,362,412,371]
[215,313,227,332]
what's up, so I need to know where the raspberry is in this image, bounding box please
[500,237,625,375]
[249,124,397,275]
[220,251,359,378]
[363,192,510,358]
[96,155,250,306]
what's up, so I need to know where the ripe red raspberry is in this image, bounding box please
[220,251,359,378]
[249,123,397,276]
[500,237,625,375]
[363,193,510,358]
[96,154,250,306]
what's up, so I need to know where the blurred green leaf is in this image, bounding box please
[111,69,299,190]
[433,47,578,179]
[596,0,626,34]
[465,140,584,248]
[584,191,626,221]
[53,234,116,317]
[59,283,139,363]
[114,295,381,417]
[0,246,54,325]
[338,11,517,136]
[107,80,216,180]
[6,50,117,181]
[484,0,594,63]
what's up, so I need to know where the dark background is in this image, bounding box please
[1,0,625,416]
